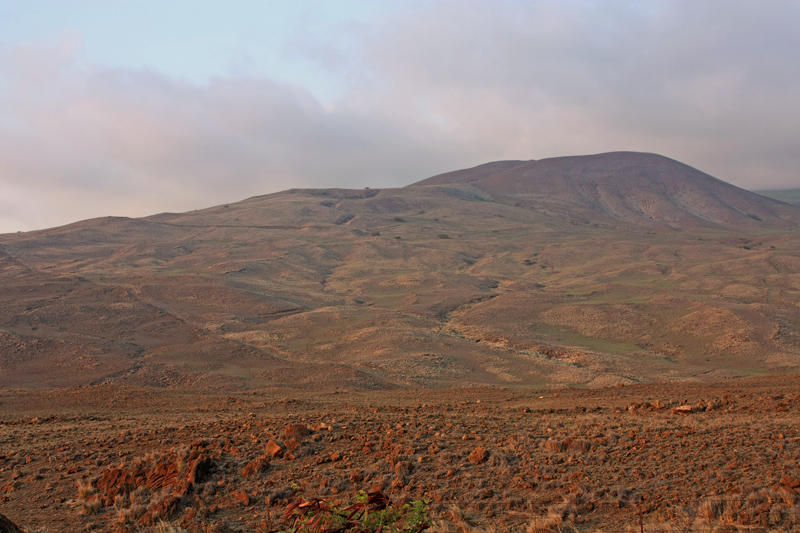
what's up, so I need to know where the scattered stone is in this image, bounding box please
[469,446,488,465]
[138,495,180,526]
[232,489,250,507]
[283,424,310,440]
[265,439,284,458]
[781,475,800,490]
[394,460,411,479]
[241,456,270,478]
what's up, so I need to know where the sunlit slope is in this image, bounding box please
[1,152,799,388]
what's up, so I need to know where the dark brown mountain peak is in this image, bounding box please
[414,151,799,228]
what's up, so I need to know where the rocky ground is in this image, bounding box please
[1,375,799,532]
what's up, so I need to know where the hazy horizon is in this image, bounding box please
[2,0,799,233]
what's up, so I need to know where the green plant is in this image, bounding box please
[281,488,430,533]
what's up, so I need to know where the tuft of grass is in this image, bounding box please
[76,478,96,499]
[80,495,102,515]
[149,521,189,533]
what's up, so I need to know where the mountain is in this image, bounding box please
[415,152,799,228]
[1,152,799,390]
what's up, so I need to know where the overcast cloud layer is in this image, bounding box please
[1,0,799,232]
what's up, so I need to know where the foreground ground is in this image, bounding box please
[1,375,799,532]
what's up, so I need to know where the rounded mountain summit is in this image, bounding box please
[412,151,798,229]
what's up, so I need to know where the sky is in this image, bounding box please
[1,0,799,232]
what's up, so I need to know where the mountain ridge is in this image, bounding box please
[413,151,799,229]
[1,151,799,390]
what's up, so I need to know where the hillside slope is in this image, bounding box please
[1,152,799,389]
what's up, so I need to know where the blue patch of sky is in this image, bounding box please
[0,0,409,102]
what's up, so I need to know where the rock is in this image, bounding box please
[187,455,213,484]
[173,479,192,497]
[284,437,301,452]
[138,494,181,526]
[144,460,180,490]
[781,475,800,490]
[95,467,137,505]
[394,460,412,479]
[283,424,310,440]
[672,405,695,415]
[241,456,270,478]
[366,488,389,510]
[232,489,250,507]
[265,439,284,458]
[468,446,488,465]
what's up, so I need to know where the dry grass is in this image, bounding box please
[427,504,495,532]
[75,478,95,500]
[148,521,188,533]
[692,488,800,530]
[1,377,799,531]
[75,479,102,515]
[79,495,102,516]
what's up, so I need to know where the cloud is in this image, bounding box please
[0,43,468,231]
[1,1,799,232]
[353,0,800,184]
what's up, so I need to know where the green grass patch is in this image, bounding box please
[280,487,430,532]
[529,324,640,355]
